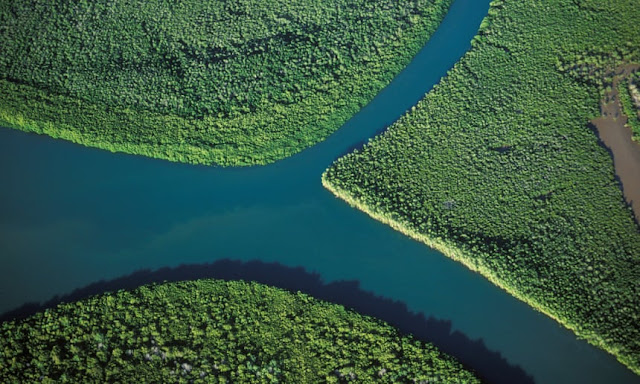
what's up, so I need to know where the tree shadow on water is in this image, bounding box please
[1,259,535,384]
[332,120,393,161]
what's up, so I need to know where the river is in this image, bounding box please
[0,0,638,383]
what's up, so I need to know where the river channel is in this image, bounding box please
[1,0,638,383]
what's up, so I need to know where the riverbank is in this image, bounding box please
[322,0,640,375]
[0,279,481,383]
[591,65,640,222]
[3,0,640,381]
[0,0,452,166]
[321,175,624,373]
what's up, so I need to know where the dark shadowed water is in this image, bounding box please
[0,1,638,383]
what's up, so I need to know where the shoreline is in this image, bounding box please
[321,173,637,376]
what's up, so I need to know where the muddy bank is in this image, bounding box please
[590,64,640,223]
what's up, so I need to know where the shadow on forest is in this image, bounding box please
[1,259,535,384]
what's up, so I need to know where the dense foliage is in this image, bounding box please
[619,75,640,141]
[0,279,480,383]
[0,0,451,165]
[324,0,640,375]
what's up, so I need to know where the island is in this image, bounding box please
[0,279,480,383]
[0,0,451,165]
[323,0,640,375]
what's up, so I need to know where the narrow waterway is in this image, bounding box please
[0,1,638,383]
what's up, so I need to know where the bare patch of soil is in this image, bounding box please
[590,64,640,222]
[630,83,640,108]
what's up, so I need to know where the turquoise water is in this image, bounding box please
[0,1,638,383]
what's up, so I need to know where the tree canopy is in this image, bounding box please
[0,279,480,383]
[324,0,640,375]
[0,0,451,165]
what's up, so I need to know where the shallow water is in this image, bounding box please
[591,64,640,222]
[0,0,638,383]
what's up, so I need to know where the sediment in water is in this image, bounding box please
[590,64,640,223]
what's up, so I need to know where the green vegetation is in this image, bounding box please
[0,0,452,165]
[324,0,640,375]
[618,77,640,141]
[0,279,480,383]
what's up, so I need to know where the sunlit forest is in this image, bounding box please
[0,280,480,383]
[324,0,640,374]
[0,0,451,165]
